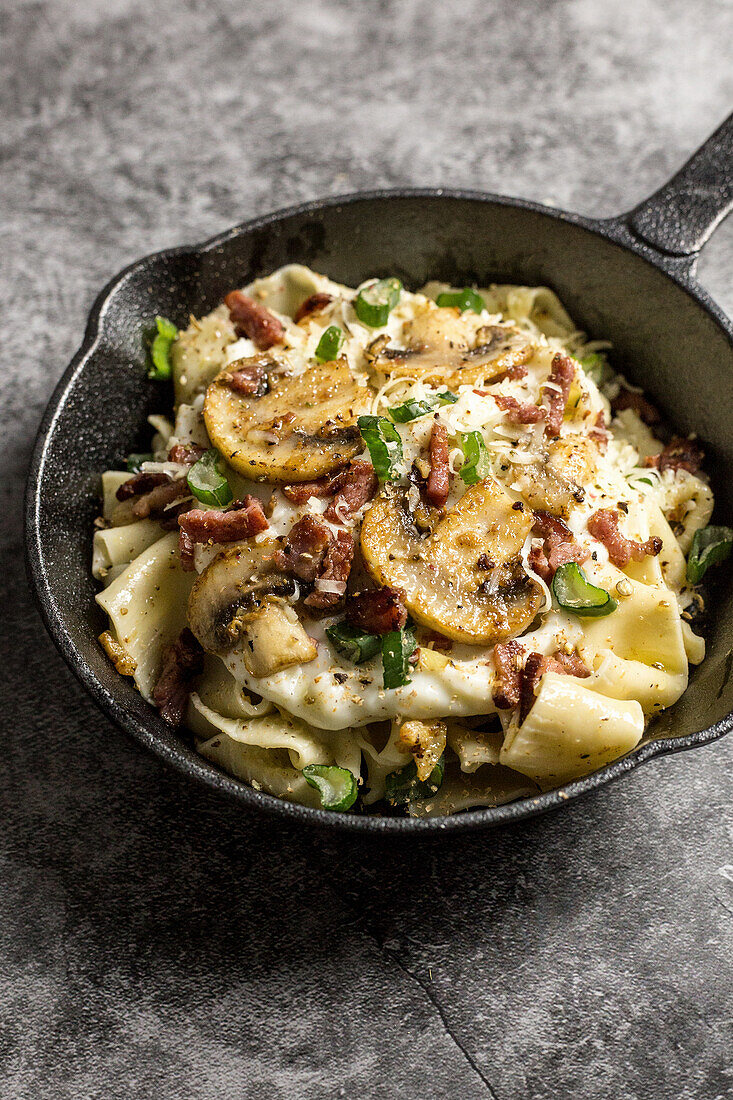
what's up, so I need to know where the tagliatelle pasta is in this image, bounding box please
[92,264,731,816]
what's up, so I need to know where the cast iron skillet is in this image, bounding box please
[26,115,733,834]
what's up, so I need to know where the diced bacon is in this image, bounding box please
[519,648,590,723]
[346,586,408,635]
[493,394,545,424]
[423,629,452,653]
[490,363,529,384]
[645,436,704,475]
[294,293,335,323]
[424,421,450,509]
[178,527,196,572]
[178,495,269,545]
[116,471,169,501]
[152,628,204,727]
[224,291,285,350]
[304,530,355,609]
[550,648,591,679]
[587,508,662,568]
[611,386,661,425]
[491,640,525,709]
[274,514,332,581]
[325,460,378,523]
[224,363,268,396]
[282,468,348,504]
[542,352,575,437]
[167,443,207,465]
[589,410,610,448]
[530,510,587,582]
[131,478,190,521]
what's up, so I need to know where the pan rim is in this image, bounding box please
[24,187,733,835]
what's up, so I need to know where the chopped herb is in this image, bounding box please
[580,352,610,386]
[126,452,153,473]
[388,390,458,423]
[148,315,178,381]
[187,448,233,507]
[435,287,485,313]
[354,278,402,327]
[314,325,345,362]
[357,415,403,480]
[385,754,445,806]
[381,624,417,689]
[303,764,358,811]
[687,525,733,584]
[552,562,617,617]
[459,430,490,485]
[326,622,381,664]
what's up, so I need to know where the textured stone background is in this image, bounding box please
[3,1,733,1097]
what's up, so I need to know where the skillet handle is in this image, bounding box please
[626,113,733,257]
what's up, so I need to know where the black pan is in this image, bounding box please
[25,114,733,834]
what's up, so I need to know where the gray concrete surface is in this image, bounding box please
[2,1,732,1097]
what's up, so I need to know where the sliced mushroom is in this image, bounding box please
[367,304,533,388]
[187,540,317,675]
[360,479,543,644]
[505,438,594,518]
[204,354,372,482]
[398,719,447,781]
[171,305,237,406]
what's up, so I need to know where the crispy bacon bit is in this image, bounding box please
[424,629,452,653]
[225,363,268,397]
[178,495,269,545]
[178,527,196,572]
[492,640,525,709]
[167,443,207,466]
[550,648,591,679]
[587,508,662,568]
[542,352,575,437]
[645,436,704,475]
[116,471,169,501]
[132,478,190,521]
[304,530,355,609]
[325,460,378,523]
[611,386,661,425]
[490,363,529,385]
[589,409,610,448]
[519,648,591,723]
[425,421,450,509]
[346,586,407,635]
[224,291,285,350]
[493,394,545,424]
[152,628,204,727]
[529,511,587,582]
[294,292,334,323]
[282,468,348,504]
[274,514,332,581]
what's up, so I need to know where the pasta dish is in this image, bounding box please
[92,265,731,815]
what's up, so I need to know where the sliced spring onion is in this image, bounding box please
[187,448,233,507]
[314,325,346,362]
[126,452,153,473]
[388,390,458,423]
[580,352,609,386]
[687,525,733,584]
[459,430,491,485]
[435,287,485,313]
[354,278,402,327]
[302,764,358,811]
[357,415,403,480]
[148,315,178,381]
[326,622,381,664]
[381,625,417,690]
[552,562,617,617]
[385,754,445,806]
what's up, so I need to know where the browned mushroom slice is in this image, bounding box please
[204,355,372,482]
[187,540,317,676]
[367,306,533,388]
[506,435,598,517]
[360,479,543,644]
